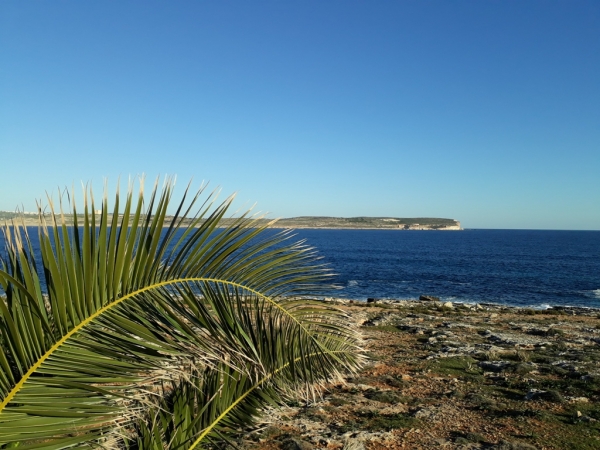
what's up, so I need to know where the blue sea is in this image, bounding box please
[2,228,599,309]
[292,229,600,309]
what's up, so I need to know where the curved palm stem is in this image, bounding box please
[0,276,332,415]
[189,350,349,449]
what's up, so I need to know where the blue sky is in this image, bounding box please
[1,1,599,229]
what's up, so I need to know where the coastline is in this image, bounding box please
[318,296,600,315]
[267,226,463,230]
[0,213,462,231]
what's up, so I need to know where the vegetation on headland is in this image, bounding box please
[265,216,461,230]
[0,210,461,230]
[0,178,363,449]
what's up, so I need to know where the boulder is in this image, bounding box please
[419,295,440,302]
[479,360,512,372]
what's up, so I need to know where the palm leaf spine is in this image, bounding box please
[189,350,350,449]
[0,276,334,414]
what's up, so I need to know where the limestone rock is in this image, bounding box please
[342,438,366,450]
[479,360,512,372]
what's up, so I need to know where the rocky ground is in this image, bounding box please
[237,299,600,450]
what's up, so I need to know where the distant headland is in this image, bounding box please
[0,211,461,230]
[266,216,462,230]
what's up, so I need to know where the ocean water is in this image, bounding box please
[292,229,600,309]
[2,228,599,309]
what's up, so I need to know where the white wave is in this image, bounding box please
[347,280,358,287]
[581,289,600,299]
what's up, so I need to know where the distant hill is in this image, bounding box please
[269,216,461,230]
[0,211,39,222]
[0,211,461,230]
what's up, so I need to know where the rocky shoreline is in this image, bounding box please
[238,298,600,450]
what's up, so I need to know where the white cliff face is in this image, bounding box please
[439,221,462,230]
[404,221,462,230]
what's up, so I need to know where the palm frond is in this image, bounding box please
[0,177,363,449]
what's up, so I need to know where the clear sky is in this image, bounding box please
[1,1,599,229]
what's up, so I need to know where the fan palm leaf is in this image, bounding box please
[0,177,362,449]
